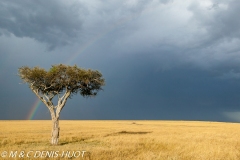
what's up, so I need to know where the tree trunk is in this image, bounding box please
[48,91,70,145]
[51,118,60,145]
[31,88,70,145]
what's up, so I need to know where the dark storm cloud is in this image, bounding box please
[58,53,240,121]
[175,2,238,68]
[0,0,87,50]
[1,0,240,122]
[189,0,240,47]
[186,0,240,82]
[0,0,169,50]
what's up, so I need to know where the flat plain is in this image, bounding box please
[1,120,240,160]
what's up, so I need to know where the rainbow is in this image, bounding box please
[26,6,153,120]
[27,99,42,120]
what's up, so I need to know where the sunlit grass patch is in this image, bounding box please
[1,120,240,159]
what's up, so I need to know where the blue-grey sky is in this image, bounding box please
[1,0,240,122]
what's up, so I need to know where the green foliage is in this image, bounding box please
[18,64,105,97]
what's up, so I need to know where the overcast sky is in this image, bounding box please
[1,0,240,122]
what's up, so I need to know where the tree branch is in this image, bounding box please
[31,88,54,113]
[44,93,54,106]
[56,90,71,118]
[57,86,68,106]
[32,89,56,119]
[41,83,54,91]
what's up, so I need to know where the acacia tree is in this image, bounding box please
[18,64,105,145]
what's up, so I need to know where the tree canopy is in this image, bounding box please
[18,64,105,98]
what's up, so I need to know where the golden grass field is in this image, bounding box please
[1,120,240,160]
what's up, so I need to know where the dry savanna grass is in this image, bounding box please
[1,120,240,160]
